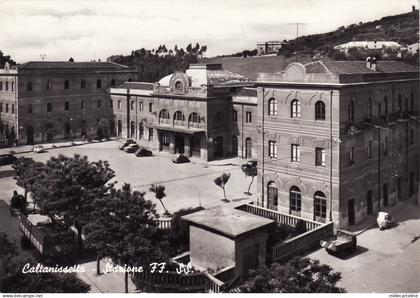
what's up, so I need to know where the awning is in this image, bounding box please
[151,124,206,135]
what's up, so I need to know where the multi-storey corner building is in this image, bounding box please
[255,59,419,228]
[110,63,255,161]
[0,61,136,146]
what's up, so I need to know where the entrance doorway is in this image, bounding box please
[267,181,278,210]
[383,183,389,207]
[213,136,223,158]
[348,199,355,225]
[175,135,185,154]
[232,136,238,157]
[26,126,34,145]
[367,190,373,215]
[245,138,252,159]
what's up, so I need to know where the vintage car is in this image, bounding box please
[119,139,137,150]
[124,144,140,153]
[0,154,17,166]
[172,154,190,164]
[377,212,393,230]
[33,145,45,153]
[135,148,153,157]
[320,229,357,257]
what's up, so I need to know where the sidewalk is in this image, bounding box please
[0,137,118,155]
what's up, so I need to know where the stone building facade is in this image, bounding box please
[0,61,136,145]
[110,63,253,161]
[255,60,419,228]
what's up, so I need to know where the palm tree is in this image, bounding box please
[149,184,170,216]
[214,173,231,202]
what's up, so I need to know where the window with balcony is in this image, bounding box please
[159,109,170,123]
[291,99,301,118]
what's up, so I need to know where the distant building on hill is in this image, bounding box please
[257,41,285,55]
[335,41,402,53]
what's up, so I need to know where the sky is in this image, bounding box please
[0,0,417,63]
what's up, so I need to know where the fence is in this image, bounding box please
[156,218,172,230]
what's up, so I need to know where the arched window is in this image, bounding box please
[46,81,52,90]
[96,79,102,88]
[5,81,8,91]
[314,191,327,221]
[290,186,302,214]
[174,111,185,121]
[111,79,116,87]
[159,109,170,122]
[189,112,200,125]
[245,137,252,159]
[64,80,70,89]
[315,101,325,120]
[27,81,33,91]
[267,181,278,210]
[81,80,86,89]
[368,97,373,119]
[348,100,354,124]
[268,98,277,116]
[291,99,301,118]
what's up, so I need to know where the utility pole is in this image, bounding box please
[289,21,307,39]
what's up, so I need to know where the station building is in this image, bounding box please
[255,59,419,228]
[0,61,136,146]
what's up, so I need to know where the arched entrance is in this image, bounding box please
[267,181,278,210]
[245,138,252,159]
[26,126,34,145]
[232,136,238,157]
[213,136,223,158]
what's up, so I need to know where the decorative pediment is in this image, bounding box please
[169,72,190,94]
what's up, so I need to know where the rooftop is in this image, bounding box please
[305,60,419,74]
[182,205,273,238]
[17,61,131,70]
[117,82,154,90]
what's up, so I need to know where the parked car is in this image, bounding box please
[172,154,190,164]
[320,229,357,257]
[119,139,137,150]
[124,144,140,153]
[33,145,45,153]
[377,211,393,230]
[135,148,153,157]
[0,154,17,166]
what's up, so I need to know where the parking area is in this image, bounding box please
[306,199,420,293]
[0,140,257,215]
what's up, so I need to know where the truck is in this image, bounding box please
[320,229,357,257]
[19,214,76,259]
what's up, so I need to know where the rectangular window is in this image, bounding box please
[81,100,85,109]
[367,141,372,159]
[139,102,143,111]
[130,101,134,110]
[11,104,14,114]
[149,103,153,112]
[246,111,252,123]
[349,147,354,165]
[28,104,33,114]
[233,110,237,122]
[110,100,113,108]
[118,100,122,110]
[6,104,9,113]
[315,147,326,167]
[65,101,69,111]
[161,133,170,146]
[47,103,52,112]
[291,144,300,162]
[0,103,3,113]
[269,141,277,158]
[97,100,101,108]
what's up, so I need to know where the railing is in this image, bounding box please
[236,204,322,231]
[138,270,208,291]
[156,218,172,230]
[205,272,226,293]
[213,265,236,283]
[271,221,334,262]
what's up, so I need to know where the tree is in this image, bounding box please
[85,183,167,293]
[0,232,90,293]
[12,157,45,201]
[214,173,231,202]
[240,257,345,293]
[30,154,115,256]
[10,190,26,211]
[149,184,170,216]
[241,161,257,195]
